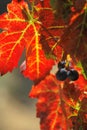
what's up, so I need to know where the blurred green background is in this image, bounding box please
[0,1,40,130]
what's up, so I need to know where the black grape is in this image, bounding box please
[68,69,79,81]
[58,61,66,69]
[56,68,67,81]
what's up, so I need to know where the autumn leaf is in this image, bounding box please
[0,0,28,74]
[22,23,54,82]
[60,10,87,62]
[0,0,54,82]
[37,0,65,61]
[29,68,87,130]
[63,72,87,130]
[29,74,74,130]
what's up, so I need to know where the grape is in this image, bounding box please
[68,69,79,81]
[58,61,66,69]
[56,68,67,81]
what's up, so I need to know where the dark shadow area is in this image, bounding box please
[0,0,11,14]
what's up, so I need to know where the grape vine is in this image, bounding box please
[0,0,87,130]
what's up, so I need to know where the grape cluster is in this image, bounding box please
[56,61,79,81]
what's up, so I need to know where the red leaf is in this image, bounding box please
[30,69,87,129]
[0,0,54,82]
[30,75,72,130]
[22,24,54,82]
[60,11,87,62]
[0,1,29,74]
[37,0,65,61]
